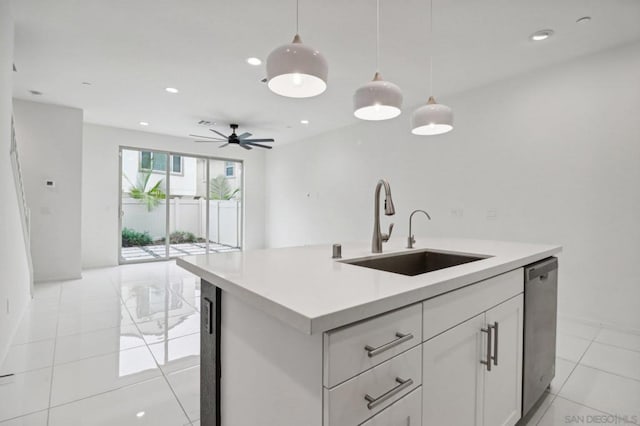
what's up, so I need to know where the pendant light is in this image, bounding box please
[266,0,328,98]
[411,0,453,135]
[353,0,403,121]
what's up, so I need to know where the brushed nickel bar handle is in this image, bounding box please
[364,332,414,358]
[492,321,499,366]
[481,326,493,372]
[364,377,414,410]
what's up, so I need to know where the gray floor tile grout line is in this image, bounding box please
[46,281,64,426]
[573,363,640,384]
[44,375,166,413]
[533,325,603,425]
[535,325,640,425]
[0,409,48,425]
[145,331,194,423]
[586,339,640,355]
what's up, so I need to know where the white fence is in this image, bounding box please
[122,198,241,247]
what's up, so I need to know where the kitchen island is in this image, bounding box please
[177,238,561,426]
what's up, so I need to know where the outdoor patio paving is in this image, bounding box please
[121,242,239,262]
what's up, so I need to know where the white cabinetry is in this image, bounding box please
[321,269,524,426]
[484,296,524,426]
[422,293,524,426]
[423,313,486,425]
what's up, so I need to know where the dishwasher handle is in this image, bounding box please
[527,257,558,281]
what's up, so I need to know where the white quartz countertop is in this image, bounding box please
[177,238,561,335]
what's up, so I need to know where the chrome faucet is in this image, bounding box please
[407,209,431,248]
[372,179,395,253]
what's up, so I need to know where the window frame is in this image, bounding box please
[139,151,183,176]
[225,161,235,178]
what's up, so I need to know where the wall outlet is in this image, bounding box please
[45,180,55,188]
[487,209,498,220]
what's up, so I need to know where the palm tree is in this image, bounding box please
[210,175,240,200]
[124,171,166,211]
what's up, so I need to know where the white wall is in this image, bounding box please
[265,42,640,331]
[13,100,84,282]
[82,124,266,268]
[0,0,31,364]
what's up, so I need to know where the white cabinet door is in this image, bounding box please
[422,313,485,426]
[483,295,524,426]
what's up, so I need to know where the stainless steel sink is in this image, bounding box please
[342,250,490,277]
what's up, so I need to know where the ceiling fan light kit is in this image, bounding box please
[353,72,403,120]
[190,124,274,150]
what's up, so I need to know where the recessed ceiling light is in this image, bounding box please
[530,29,554,41]
[139,121,149,126]
[82,82,92,86]
[247,57,262,66]
[165,87,179,94]
[300,119,309,124]
[29,90,43,96]
[576,16,591,24]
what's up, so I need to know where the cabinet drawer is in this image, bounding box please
[324,345,422,426]
[323,303,422,388]
[361,387,422,426]
[423,268,523,341]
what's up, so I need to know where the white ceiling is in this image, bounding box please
[11,0,640,145]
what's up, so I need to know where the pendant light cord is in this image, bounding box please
[429,0,433,94]
[376,0,380,73]
[296,0,299,34]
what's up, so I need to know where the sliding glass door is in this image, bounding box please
[119,147,243,263]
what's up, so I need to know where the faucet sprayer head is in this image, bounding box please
[384,196,396,216]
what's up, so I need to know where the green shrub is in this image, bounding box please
[169,231,198,244]
[122,228,153,247]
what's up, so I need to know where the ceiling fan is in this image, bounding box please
[190,124,274,150]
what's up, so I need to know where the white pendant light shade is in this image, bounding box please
[354,72,403,121]
[411,96,453,135]
[266,34,328,98]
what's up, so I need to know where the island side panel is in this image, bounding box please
[201,281,222,425]
[219,288,324,426]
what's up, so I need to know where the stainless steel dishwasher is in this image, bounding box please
[522,257,558,418]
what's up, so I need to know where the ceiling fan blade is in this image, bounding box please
[195,140,226,143]
[240,144,253,150]
[189,134,226,141]
[243,138,274,143]
[210,129,229,139]
[243,142,273,149]
[237,132,252,139]
[218,143,229,148]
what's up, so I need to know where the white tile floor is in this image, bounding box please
[0,262,199,426]
[0,261,639,425]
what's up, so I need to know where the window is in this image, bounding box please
[225,161,235,177]
[140,152,182,174]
